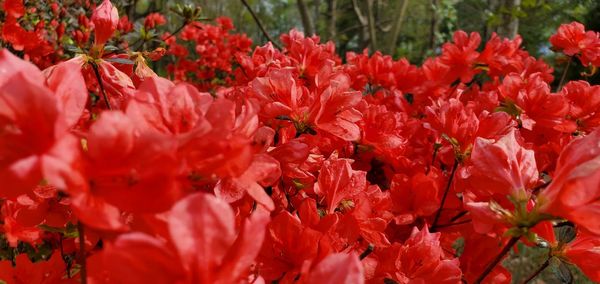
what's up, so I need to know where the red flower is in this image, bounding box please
[550,22,588,56]
[215,153,281,211]
[89,193,270,283]
[550,22,600,66]
[498,73,570,130]
[317,155,367,213]
[390,171,441,223]
[307,74,363,141]
[478,33,528,78]
[304,253,364,284]
[144,13,167,29]
[3,0,25,18]
[373,226,462,283]
[42,57,88,127]
[118,15,134,33]
[464,129,538,198]
[0,254,70,284]
[258,211,324,281]
[91,0,118,46]
[539,128,600,235]
[440,31,482,83]
[562,233,600,282]
[75,111,181,214]
[561,80,600,132]
[0,50,79,199]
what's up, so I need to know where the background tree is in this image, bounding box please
[126,0,597,64]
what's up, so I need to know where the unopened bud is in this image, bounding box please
[92,0,118,46]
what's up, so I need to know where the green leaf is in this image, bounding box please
[555,221,577,244]
[103,45,120,52]
[104,58,135,65]
[65,45,83,53]
[38,224,66,234]
[135,0,150,14]
[63,223,79,238]
[552,260,574,284]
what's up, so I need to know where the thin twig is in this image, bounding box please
[431,160,459,231]
[474,237,520,284]
[432,219,472,230]
[426,143,441,174]
[59,234,72,278]
[359,244,375,260]
[531,180,551,196]
[90,62,112,110]
[240,0,281,49]
[557,57,572,92]
[522,258,550,284]
[77,222,88,284]
[449,210,469,223]
[163,21,189,42]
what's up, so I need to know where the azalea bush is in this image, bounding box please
[1,0,600,283]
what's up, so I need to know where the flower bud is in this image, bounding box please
[91,0,118,46]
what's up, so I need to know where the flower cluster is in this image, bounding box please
[550,21,600,66]
[164,16,253,92]
[1,1,600,283]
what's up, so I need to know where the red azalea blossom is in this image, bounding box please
[91,0,119,46]
[144,13,167,29]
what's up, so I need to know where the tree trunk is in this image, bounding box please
[297,0,315,35]
[366,0,377,51]
[495,0,521,38]
[326,0,337,40]
[486,0,498,38]
[428,0,439,50]
[386,0,410,55]
[314,0,321,34]
[351,0,370,49]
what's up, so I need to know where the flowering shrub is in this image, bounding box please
[1,0,600,283]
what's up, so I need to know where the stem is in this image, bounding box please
[474,237,520,284]
[77,222,87,284]
[163,21,189,42]
[531,180,551,196]
[426,143,441,174]
[557,57,572,92]
[240,0,282,49]
[449,210,469,223]
[359,244,375,260]
[90,62,112,110]
[431,160,459,231]
[522,258,550,284]
[432,219,472,230]
[59,234,71,278]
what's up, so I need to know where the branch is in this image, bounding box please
[531,180,551,195]
[359,244,375,260]
[351,0,367,25]
[431,160,459,231]
[90,62,112,110]
[449,210,469,223]
[297,0,315,35]
[365,0,377,51]
[163,21,190,42]
[78,222,88,284]
[326,0,337,40]
[431,219,472,230]
[240,0,282,49]
[338,19,391,35]
[474,237,520,284]
[557,57,572,92]
[522,258,550,284]
[386,0,410,55]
